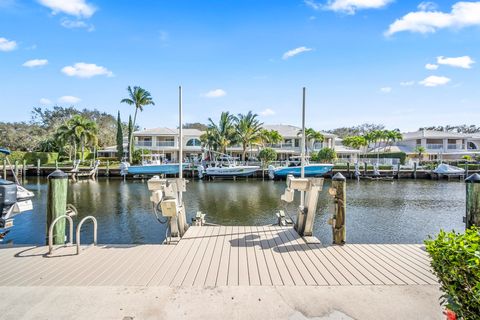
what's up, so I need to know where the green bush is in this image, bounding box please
[314,148,337,163]
[360,152,407,165]
[425,227,480,319]
[0,151,26,163]
[24,152,59,165]
[132,149,152,164]
[259,148,277,166]
[97,157,118,162]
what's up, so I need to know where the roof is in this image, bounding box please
[402,130,471,140]
[263,124,335,138]
[134,128,204,136]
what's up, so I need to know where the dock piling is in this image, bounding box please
[413,162,417,180]
[2,159,6,179]
[465,173,480,229]
[22,159,27,180]
[331,173,346,245]
[46,170,69,245]
[37,158,41,176]
[106,160,110,177]
[14,160,18,177]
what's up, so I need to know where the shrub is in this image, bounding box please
[24,152,59,165]
[259,148,277,166]
[97,157,118,163]
[360,152,407,165]
[132,149,151,164]
[0,151,26,163]
[315,147,337,163]
[424,227,480,319]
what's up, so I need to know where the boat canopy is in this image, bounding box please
[0,148,11,155]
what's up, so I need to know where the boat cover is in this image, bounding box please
[433,163,465,175]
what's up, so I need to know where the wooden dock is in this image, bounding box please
[0,226,437,287]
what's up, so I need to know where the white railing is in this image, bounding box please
[426,144,443,150]
[136,141,153,147]
[447,144,464,150]
[155,141,175,147]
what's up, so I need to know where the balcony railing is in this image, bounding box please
[136,141,152,147]
[447,144,464,150]
[268,143,298,150]
[426,144,443,150]
[155,141,175,147]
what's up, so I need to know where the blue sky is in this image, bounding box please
[0,0,479,131]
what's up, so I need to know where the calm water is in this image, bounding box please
[4,177,466,245]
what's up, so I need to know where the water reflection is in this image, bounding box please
[4,177,465,245]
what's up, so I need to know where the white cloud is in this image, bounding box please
[325,0,393,14]
[39,98,52,105]
[0,37,17,51]
[386,1,480,36]
[61,62,113,78]
[23,59,48,68]
[437,55,475,69]
[58,96,81,104]
[425,63,439,70]
[380,87,392,93]
[419,75,451,87]
[304,0,321,10]
[260,108,276,116]
[417,1,438,12]
[60,18,95,31]
[38,0,96,18]
[400,81,415,86]
[282,46,313,60]
[203,89,226,98]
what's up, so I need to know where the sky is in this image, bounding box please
[0,0,479,132]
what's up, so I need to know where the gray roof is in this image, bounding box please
[134,128,204,136]
[263,124,335,138]
[403,130,471,140]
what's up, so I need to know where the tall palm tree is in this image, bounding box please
[299,128,324,154]
[258,129,283,147]
[55,124,77,161]
[386,129,403,151]
[55,115,98,161]
[120,86,155,162]
[207,112,236,154]
[234,111,263,161]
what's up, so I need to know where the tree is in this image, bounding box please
[259,129,283,147]
[116,111,124,160]
[316,147,337,163]
[127,115,133,161]
[258,148,277,167]
[55,122,78,161]
[234,111,263,161]
[207,112,236,154]
[65,115,98,161]
[299,128,324,154]
[342,136,368,151]
[386,129,403,151]
[414,146,426,161]
[120,86,155,162]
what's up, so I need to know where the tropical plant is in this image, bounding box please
[425,227,480,319]
[206,112,237,154]
[55,115,98,161]
[315,147,336,163]
[234,111,263,161]
[120,86,155,162]
[298,128,324,154]
[258,129,283,147]
[414,146,426,161]
[132,148,152,165]
[258,147,277,167]
[385,129,403,151]
[116,111,124,160]
[342,136,368,151]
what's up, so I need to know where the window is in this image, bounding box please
[186,138,202,147]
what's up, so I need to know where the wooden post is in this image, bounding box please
[363,162,367,176]
[396,163,401,179]
[465,173,480,229]
[2,159,6,179]
[106,160,110,177]
[413,162,417,180]
[14,160,18,178]
[55,160,58,170]
[37,158,41,176]
[22,159,27,180]
[347,162,351,179]
[46,170,68,245]
[465,163,469,178]
[332,173,346,245]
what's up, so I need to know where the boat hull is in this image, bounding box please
[204,166,259,177]
[127,164,188,175]
[269,164,333,179]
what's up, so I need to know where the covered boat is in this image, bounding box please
[433,163,465,175]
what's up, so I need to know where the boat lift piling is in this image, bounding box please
[329,173,347,245]
[2,159,6,179]
[46,170,68,245]
[465,173,480,229]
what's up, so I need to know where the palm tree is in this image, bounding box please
[234,111,263,161]
[386,129,403,151]
[55,115,98,161]
[207,112,236,154]
[55,122,78,162]
[414,146,426,161]
[258,129,283,147]
[299,128,324,154]
[120,86,155,162]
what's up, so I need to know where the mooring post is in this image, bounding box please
[46,170,68,245]
[2,159,6,179]
[363,162,367,176]
[413,162,417,180]
[22,159,27,180]
[346,162,351,179]
[106,160,110,177]
[396,163,401,179]
[55,160,58,170]
[465,173,480,229]
[331,173,346,245]
[14,160,18,178]
[37,158,41,176]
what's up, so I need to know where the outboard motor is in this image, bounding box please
[0,179,17,228]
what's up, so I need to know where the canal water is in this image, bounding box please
[4,177,466,245]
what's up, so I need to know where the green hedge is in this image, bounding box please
[425,227,480,319]
[360,152,406,165]
[24,152,59,165]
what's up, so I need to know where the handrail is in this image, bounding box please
[76,216,98,255]
[48,215,74,255]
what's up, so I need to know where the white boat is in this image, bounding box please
[120,154,187,176]
[198,164,259,178]
[433,163,465,175]
[268,157,333,179]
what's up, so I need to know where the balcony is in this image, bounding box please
[268,143,298,150]
[447,144,464,150]
[155,141,175,147]
[136,141,152,147]
[426,144,443,150]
